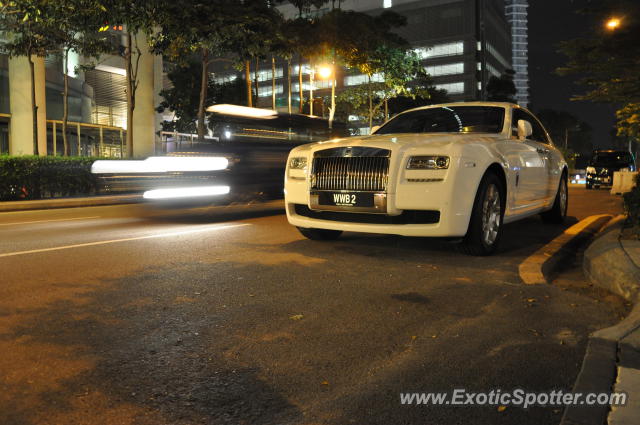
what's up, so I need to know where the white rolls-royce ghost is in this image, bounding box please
[284,102,568,255]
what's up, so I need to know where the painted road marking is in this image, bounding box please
[0,223,250,258]
[0,216,102,226]
[518,214,612,285]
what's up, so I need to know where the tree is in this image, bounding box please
[536,108,593,155]
[108,0,161,157]
[1,0,61,155]
[153,0,230,142]
[323,9,421,129]
[486,69,516,102]
[47,0,112,156]
[157,60,246,133]
[617,103,640,142]
[557,1,640,145]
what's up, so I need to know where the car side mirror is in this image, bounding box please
[370,125,380,134]
[517,120,533,140]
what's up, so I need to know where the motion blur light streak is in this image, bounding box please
[143,186,231,200]
[206,104,278,119]
[91,156,229,174]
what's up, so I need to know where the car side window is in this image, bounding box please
[512,109,550,144]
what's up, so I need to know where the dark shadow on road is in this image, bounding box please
[0,273,302,425]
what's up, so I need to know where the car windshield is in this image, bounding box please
[592,152,633,166]
[374,106,505,135]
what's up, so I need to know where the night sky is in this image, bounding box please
[528,0,617,148]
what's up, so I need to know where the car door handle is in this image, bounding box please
[537,148,549,155]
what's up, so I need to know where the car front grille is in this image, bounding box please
[312,147,390,192]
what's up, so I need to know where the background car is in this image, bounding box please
[586,150,635,189]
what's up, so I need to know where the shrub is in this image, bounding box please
[0,156,101,201]
[623,173,640,234]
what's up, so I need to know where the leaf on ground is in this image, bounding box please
[290,314,304,321]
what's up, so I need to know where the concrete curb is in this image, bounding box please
[560,217,640,425]
[0,195,143,212]
[519,214,613,285]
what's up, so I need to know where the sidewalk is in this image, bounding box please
[0,194,143,212]
[562,217,640,425]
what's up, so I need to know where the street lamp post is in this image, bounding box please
[317,64,335,127]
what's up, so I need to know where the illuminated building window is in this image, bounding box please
[414,41,464,60]
[424,62,464,77]
[343,73,384,86]
[435,82,464,94]
[257,85,284,97]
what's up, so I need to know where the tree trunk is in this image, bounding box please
[197,48,209,143]
[384,98,388,122]
[287,59,292,114]
[245,60,252,107]
[126,32,135,158]
[328,55,336,129]
[29,56,39,155]
[271,56,276,110]
[254,57,259,106]
[62,48,69,156]
[368,74,373,131]
[309,60,313,116]
[298,55,303,113]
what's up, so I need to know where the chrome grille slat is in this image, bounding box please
[312,148,390,192]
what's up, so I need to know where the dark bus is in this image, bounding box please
[93,105,349,203]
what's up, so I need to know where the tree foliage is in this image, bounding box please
[157,60,246,133]
[557,1,640,143]
[486,69,516,103]
[319,9,425,128]
[536,108,593,156]
[617,103,640,141]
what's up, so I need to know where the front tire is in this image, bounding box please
[297,227,343,241]
[541,174,568,224]
[460,173,504,256]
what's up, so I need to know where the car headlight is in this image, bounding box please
[586,166,596,174]
[289,157,308,170]
[407,156,450,170]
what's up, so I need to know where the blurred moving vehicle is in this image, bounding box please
[92,105,348,204]
[284,102,568,255]
[585,150,635,189]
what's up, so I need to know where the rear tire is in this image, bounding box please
[460,172,504,256]
[541,174,568,224]
[297,227,343,240]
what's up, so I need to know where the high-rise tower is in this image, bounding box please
[505,0,529,107]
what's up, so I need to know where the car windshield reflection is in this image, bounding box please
[374,106,505,135]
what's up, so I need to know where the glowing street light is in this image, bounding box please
[317,65,333,80]
[606,17,621,30]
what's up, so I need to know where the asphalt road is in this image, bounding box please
[0,187,628,425]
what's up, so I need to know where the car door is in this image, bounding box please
[512,109,551,205]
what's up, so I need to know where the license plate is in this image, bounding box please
[318,191,374,208]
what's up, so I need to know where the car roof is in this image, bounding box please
[402,101,516,112]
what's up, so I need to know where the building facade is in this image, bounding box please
[505,0,529,107]
[0,29,164,157]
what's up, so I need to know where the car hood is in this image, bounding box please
[295,132,504,154]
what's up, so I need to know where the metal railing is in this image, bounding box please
[156,131,219,154]
[46,120,126,157]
